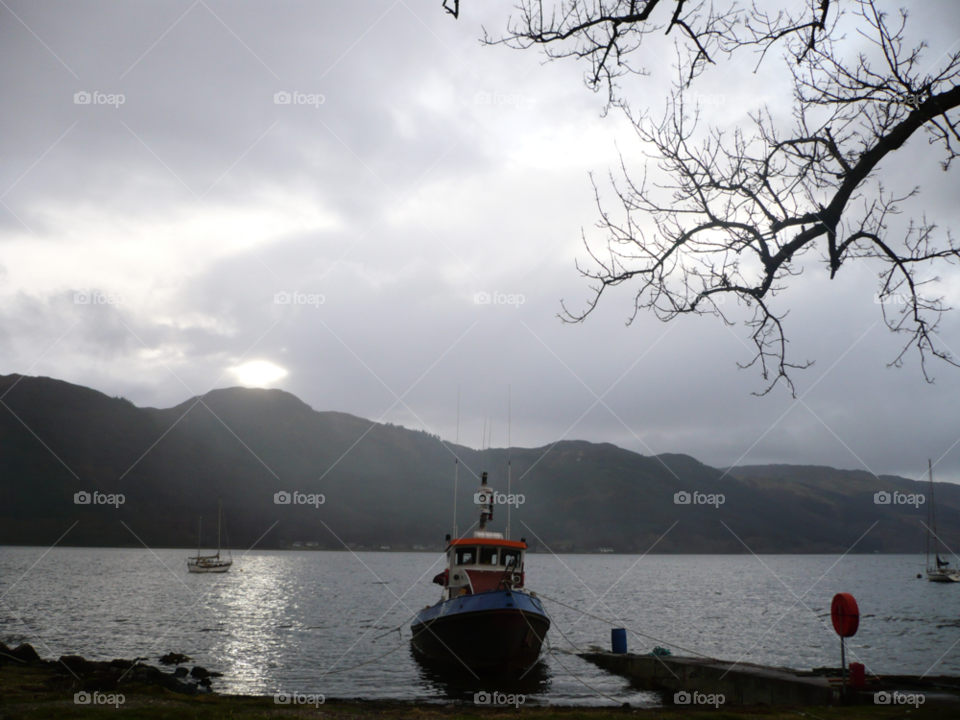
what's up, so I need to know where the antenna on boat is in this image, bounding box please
[452,385,460,540]
[507,385,511,540]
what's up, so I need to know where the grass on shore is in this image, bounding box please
[2,664,954,720]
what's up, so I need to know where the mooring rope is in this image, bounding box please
[320,636,411,675]
[535,592,721,662]
[372,608,420,640]
[517,605,623,704]
[321,610,421,675]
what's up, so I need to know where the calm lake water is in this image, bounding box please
[1,548,958,704]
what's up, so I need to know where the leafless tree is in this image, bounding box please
[476,1,960,394]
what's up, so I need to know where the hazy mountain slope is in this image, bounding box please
[0,374,955,553]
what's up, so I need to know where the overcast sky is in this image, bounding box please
[2,1,960,483]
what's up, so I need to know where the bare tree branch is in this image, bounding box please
[537,1,960,394]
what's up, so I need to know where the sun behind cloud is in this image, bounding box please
[230,361,288,387]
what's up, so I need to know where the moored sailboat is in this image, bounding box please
[925,460,959,583]
[187,498,233,574]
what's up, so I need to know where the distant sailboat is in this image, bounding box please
[187,498,232,574]
[925,460,959,583]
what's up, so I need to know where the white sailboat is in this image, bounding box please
[925,460,960,583]
[187,498,233,574]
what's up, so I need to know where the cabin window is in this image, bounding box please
[455,547,476,565]
[502,550,521,568]
[479,547,498,565]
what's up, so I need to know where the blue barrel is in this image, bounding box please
[611,628,627,654]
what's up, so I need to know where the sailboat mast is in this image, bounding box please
[507,386,511,540]
[927,459,934,567]
[217,497,222,559]
[198,517,202,557]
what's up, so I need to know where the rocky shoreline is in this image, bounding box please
[0,640,219,696]
[2,641,956,719]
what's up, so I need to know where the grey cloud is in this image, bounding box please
[2,0,960,488]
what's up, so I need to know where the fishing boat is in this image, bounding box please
[925,460,960,583]
[411,471,550,672]
[187,498,232,574]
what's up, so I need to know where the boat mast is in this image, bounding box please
[198,517,202,558]
[929,459,944,569]
[478,471,492,531]
[217,497,222,560]
[927,459,933,570]
[453,385,460,540]
[507,386,511,540]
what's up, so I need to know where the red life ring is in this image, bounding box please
[831,593,859,637]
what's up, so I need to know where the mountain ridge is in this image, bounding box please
[1,373,956,554]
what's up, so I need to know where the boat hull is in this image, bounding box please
[927,570,960,583]
[187,558,232,573]
[411,590,549,672]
